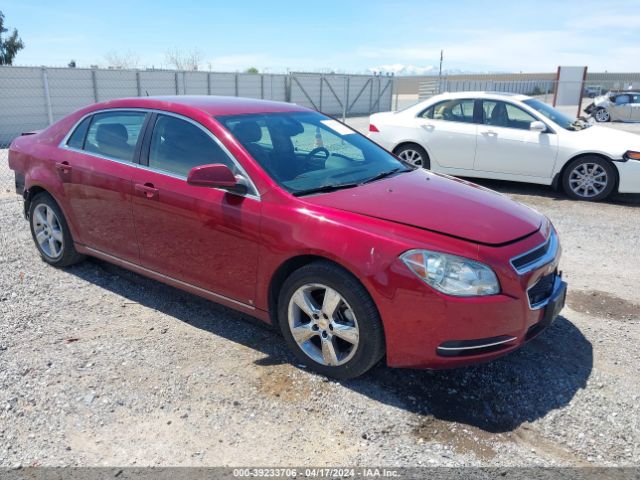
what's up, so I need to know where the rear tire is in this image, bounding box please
[394,143,431,169]
[278,261,385,379]
[29,192,85,267]
[562,156,616,201]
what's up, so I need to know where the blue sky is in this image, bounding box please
[2,0,638,73]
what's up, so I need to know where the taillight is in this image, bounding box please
[369,124,380,132]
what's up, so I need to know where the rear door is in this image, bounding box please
[59,110,148,262]
[130,112,261,305]
[414,98,477,171]
[474,100,558,179]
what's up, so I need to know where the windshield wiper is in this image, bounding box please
[292,182,360,197]
[360,167,408,185]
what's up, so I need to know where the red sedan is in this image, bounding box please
[8,96,567,379]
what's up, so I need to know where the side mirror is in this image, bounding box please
[187,164,248,194]
[530,121,547,132]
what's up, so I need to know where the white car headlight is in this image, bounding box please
[400,249,500,297]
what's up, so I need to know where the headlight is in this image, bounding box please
[400,250,500,297]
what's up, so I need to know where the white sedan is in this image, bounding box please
[368,92,640,201]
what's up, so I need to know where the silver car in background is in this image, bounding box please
[584,91,640,122]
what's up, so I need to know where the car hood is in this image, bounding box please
[572,125,640,153]
[592,95,610,107]
[304,170,543,246]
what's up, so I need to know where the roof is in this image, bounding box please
[88,95,310,117]
[437,91,530,100]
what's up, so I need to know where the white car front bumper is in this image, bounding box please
[616,159,640,193]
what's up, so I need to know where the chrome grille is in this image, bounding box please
[510,229,558,275]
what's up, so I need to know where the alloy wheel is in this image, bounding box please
[287,283,359,367]
[568,163,609,199]
[398,149,423,167]
[594,108,610,122]
[32,204,64,259]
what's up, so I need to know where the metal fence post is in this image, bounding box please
[234,73,239,97]
[136,71,141,96]
[182,71,187,95]
[260,74,264,99]
[207,72,212,95]
[175,72,179,94]
[91,68,99,102]
[41,67,54,125]
[342,76,349,122]
[319,74,323,112]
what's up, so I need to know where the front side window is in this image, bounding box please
[632,94,640,104]
[218,111,410,196]
[482,100,537,130]
[421,99,475,123]
[84,112,147,162]
[148,114,235,177]
[614,95,631,105]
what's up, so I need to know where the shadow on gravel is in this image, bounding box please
[465,177,640,206]
[69,258,593,435]
[346,316,593,433]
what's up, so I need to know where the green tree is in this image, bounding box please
[245,67,259,74]
[0,11,24,65]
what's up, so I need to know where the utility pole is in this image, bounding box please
[438,49,444,94]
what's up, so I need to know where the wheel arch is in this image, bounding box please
[267,254,374,332]
[554,152,620,192]
[392,140,430,157]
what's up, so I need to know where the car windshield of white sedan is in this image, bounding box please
[218,111,411,195]
[523,99,590,131]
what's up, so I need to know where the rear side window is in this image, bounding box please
[67,117,91,149]
[148,114,235,177]
[84,112,147,162]
[420,99,475,123]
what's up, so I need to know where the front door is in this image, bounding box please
[630,94,640,121]
[130,113,261,305]
[474,100,558,179]
[610,94,632,121]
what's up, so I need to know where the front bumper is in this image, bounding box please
[615,158,640,194]
[584,103,596,115]
[376,229,566,369]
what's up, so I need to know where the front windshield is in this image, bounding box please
[217,111,411,195]
[523,98,589,131]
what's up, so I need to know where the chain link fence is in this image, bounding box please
[0,66,394,191]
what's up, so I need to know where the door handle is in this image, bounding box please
[421,123,435,131]
[135,183,159,199]
[55,161,72,173]
[481,130,498,136]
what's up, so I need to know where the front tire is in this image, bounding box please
[29,192,85,267]
[594,107,610,122]
[394,143,431,169]
[562,156,616,201]
[278,261,385,379]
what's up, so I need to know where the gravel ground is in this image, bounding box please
[1,122,640,468]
